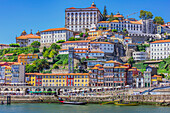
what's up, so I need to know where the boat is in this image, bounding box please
[58,97,87,105]
[61,101,87,105]
[114,102,139,106]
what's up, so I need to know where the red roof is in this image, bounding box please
[151,39,170,43]
[67,7,76,9]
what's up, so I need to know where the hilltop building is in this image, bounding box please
[16,30,41,47]
[65,2,103,32]
[150,39,170,60]
[18,53,38,65]
[40,28,74,44]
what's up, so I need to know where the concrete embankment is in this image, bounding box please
[0,95,170,106]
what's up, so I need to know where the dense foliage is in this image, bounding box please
[137,44,150,52]
[139,10,153,19]
[31,41,40,48]
[56,40,65,43]
[153,16,164,25]
[9,43,20,47]
[0,47,39,62]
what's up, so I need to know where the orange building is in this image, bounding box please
[18,53,38,65]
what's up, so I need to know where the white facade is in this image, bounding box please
[133,51,148,61]
[27,38,40,45]
[98,20,143,34]
[98,19,155,34]
[40,28,73,44]
[150,40,170,60]
[59,41,114,58]
[65,2,102,32]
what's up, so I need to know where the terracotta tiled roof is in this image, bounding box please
[16,34,40,40]
[152,75,162,78]
[87,37,96,40]
[124,63,130,65]
[111,20,119,23]
[151,39,170,44]
[114,66,128,69]
[98,21,110,23]
[64,40,90,44]
[114,15,124,18]
[90,42,113,44]
[130,21,142,24]
[91,67,99,70]
[90,51,104,53]
[41,28,72,32]
[124,37,131,39]
[95,64,103,67]
[87,6,98,9]
[67,7,76,9]
[25,73,89,76]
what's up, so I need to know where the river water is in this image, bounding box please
[0,103,170,113]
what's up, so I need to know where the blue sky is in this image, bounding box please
[0,0,169,44]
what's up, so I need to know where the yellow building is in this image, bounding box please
[25,73,89,87]
[3,66,12,84]
[18,53,38,65]
[152,75,162,85]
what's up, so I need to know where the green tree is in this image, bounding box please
[49,50,57,59]
[153,16,164,25]
[43,51,49,58]
[68,37,75,41]
[56,40,65,43]
[31,41,40,48]
[139,10,153,19]
[113,17,119,20]
[43,46,47,53]
[109,12,114,21]
[79,33,84,37]
[112,29,118,33]
[33,59,50,72]
[53,64,59,69]
[123,28,127,32]
[9,43,20,47]
[50,43,60,50]
[85,32,88,37]
[98,26,103,30]
[102,6,107,21]
[128,57,135,66]
[25,64,38,73]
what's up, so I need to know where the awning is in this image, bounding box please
[0,91,24,93]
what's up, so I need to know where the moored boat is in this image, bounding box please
[61,101,87,105]
[114,102,139,106]
[58,97,87,105]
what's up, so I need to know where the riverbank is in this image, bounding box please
[0,95,170,106]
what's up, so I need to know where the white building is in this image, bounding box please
[65,2,103,32]
[16,30,41,47]
[59,40,114,58]
[97,19,155,34]
[133,51,148,61]
[40,28,74,44]
[150,40,170,60]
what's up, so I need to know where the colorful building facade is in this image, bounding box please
[25,73,89,87]
[18,53,38,65]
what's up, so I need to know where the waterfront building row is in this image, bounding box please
[25,73,89,87]
[0,62,25,85]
